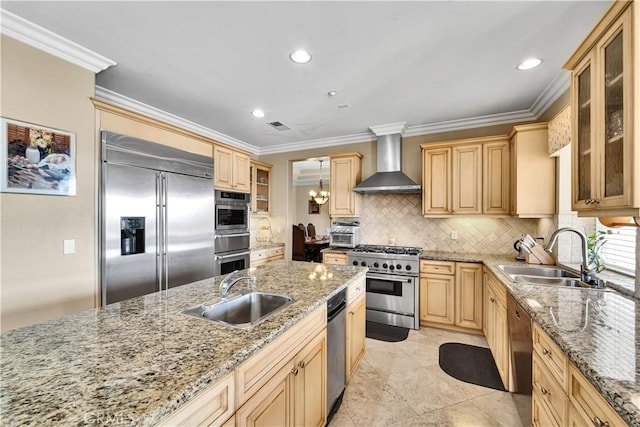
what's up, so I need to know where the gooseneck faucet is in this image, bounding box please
[219,270,256,300]
[544,227,593,282]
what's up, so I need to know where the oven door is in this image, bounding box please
[215,232,250,253]
[366,273,416,315]
[329,232,354,248]
[214,249,251,276]
[215,203,248,232]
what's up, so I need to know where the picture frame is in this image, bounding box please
[1,117,76,196]
[308,200,320,214]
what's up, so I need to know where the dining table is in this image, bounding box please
[304,237,330,262]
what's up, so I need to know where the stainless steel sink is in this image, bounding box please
[183,292,293,329]
[512,275,587,288]
[498,265,580,279]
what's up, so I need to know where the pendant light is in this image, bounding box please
[309,160,330,205]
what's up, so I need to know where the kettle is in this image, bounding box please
[513,237,527,261]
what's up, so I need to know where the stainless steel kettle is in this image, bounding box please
[513,238,527,261]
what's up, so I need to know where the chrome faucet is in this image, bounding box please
[219,270,256,300]
[544,227,593,282]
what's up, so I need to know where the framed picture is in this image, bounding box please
[1,118,76,196]
[308,200,320,214]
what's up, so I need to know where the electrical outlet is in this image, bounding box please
[450,231,458,240]
[63,239,75,255]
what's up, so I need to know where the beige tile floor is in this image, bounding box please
[329,327,529,427]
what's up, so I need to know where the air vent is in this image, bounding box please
[267,121,291,131]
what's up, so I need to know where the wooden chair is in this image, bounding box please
[307,223,316,239]
[292,224,308,261]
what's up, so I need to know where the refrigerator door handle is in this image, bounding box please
[156,173,163,291]
[162,173,169,291]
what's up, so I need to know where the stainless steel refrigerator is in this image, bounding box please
[100,131,215,305]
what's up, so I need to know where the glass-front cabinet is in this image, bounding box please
[566,2,638,216]
[250,160,271,215]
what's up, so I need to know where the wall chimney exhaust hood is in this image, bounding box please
[352,122,421,194]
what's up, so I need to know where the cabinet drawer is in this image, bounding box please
[157,371,235,427]
[251,250,267,262]
[568,364,626,427]
[268,246,284,259]
[235,304,326,406]
[533,388,561,427]
[420,260,455,275]
[323,253,347,265]
[346,276,365,305]
[533,324,568,390]
[533,352,568,427]
[484,269,507,308]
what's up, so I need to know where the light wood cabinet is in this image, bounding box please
[346,277,366,383]
[329,152,363,217]
[236,361,292,427]
[568,363,626,427]
[250,160,272,215]
[533,352,569,427]
[483,269,509,389]
[322,252,348,265]
[214,145,251,193]
[420,261,482,332]
[565,2,639,216]
[251,246,284,267]
[509,123,555,217]
[292,331,327,427]
[421,136,509,216]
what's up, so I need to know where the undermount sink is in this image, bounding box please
[498,265,580,279]
[183,292,293,329]
[511,275,586,288]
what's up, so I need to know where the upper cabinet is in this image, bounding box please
[214,144,251,193]
[421,136,509,216]
[250,160,272,215]
[329,152,363,217]
[565,2,639,217]
[509,123,556,217]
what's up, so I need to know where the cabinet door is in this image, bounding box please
[494,300,509,388]
[236,362,293,427]
[454,263,483,330]
[346,293,366,382]
[422,147,451,215]
[233,151,251,193]
[323,253,347,265]
[420,274,455,325]
[251,163,271,215]
[293,331,327,427]
[452,144,482,214]
[482,140,509,215]
[330,156,359,217]
[214,145,234,191]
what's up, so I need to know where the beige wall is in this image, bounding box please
[1,36,96,331]
[295,185,331,236]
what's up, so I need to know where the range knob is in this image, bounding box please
[382,263,388,269]
[406,265,412,271]
[361,261,367,267]
[373,262,379,268]
[352,261,358,266]
[389,265,395,271]
[396,264,402,270]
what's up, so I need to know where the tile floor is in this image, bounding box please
[329,327,529,427]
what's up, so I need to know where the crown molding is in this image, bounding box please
[529,71,570,118]
[369,122,407,136]
[95,86,259,154]
[258,131,376,155]
[0,9,116,73]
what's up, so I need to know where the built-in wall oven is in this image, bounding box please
[214,248,251,276]
[215,190,249,234]
[347,245,421,329]
[214,190,250,275]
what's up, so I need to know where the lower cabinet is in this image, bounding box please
[419,261,483,333]
[322,252,348,265]
[346,276,366,383]
[483,269,509,389]
[251,246,285,267]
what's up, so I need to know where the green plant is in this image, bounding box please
[587,229,614,272]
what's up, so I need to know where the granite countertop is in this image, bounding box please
[321,247,351,254]
[0,261,367,426]
[421,250,640,425]
[250,242,284,252]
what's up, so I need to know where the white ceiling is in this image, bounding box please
[2,1,611,154]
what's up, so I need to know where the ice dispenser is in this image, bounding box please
[121,217,145,255]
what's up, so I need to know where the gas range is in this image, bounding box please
[347,245,421,276]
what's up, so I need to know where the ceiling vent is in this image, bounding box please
[267,121,291,131]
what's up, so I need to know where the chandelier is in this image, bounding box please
[309,160,330,205]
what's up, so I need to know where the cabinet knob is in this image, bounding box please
[540,387,550,396]
[592,416,609,427]
[541,347,550,356]
[489,297,496,303]
[291,367,299,376]
[297,361,305,369]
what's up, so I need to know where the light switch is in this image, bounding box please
[450,231,458,240]
[63,239,75,255]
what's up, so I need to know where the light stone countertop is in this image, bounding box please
[421,250,640,426]
[250,242,284,252]
[0,261,367,426]
[320,247,351,255]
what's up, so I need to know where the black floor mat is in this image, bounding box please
[366,321,409,342]
[438,342,506,391]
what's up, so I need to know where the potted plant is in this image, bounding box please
[587,229,613,272]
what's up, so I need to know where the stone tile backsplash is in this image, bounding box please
[360,194,545,255]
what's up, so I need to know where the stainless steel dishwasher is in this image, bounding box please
[326,289,346,423]
[507,294,533,427]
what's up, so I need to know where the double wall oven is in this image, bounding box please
[347,245,421,329]
[214,190,250,276]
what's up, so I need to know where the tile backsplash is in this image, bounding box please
[360,194,547,255]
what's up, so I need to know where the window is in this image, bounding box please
[596,222,637,276]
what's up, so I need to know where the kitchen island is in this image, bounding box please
[0,261,367,426]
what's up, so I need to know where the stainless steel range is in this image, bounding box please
[347,245,421,329]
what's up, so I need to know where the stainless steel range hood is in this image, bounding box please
[353,122,421,194]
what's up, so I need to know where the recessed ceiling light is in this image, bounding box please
[517,58,543,71]
[290,49,312,64]
[251,109,265,118]
[328,91,337,96]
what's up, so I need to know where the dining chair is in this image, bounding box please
[307,223,316,239]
